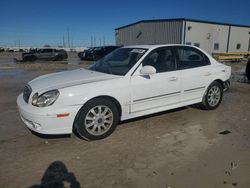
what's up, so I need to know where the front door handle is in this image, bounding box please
[169,77,178,81]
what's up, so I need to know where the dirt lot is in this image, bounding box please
[0,52,250,188]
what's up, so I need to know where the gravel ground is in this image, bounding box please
[0,52,250,188]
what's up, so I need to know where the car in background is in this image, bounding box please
[6,48,14,52]
[0,47,5,52]
[17,44,231,140]
[78,46,119,61]
[78,47,95,60]
[246,58,250,83]
[22,48,68,62]
[91,46,120,61]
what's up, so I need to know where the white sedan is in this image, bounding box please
[17,44,231,140]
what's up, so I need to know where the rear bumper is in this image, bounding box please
[17,94,80,135]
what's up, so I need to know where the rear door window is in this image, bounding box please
[175,46,210,69]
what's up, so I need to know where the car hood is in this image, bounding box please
[28,68,120,92]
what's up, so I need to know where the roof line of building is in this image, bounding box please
[115,18,250,30]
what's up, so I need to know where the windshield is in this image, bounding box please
[89,48,147,76]
[86,47,95,51]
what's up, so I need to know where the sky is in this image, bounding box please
[0,0,249,47]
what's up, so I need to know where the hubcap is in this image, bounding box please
[85,105,113,136]
[207,86,221,107]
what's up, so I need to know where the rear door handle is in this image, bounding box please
[204,72,211,76]
[169,77,178,81]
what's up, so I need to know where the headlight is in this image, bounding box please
[32,90,59,107]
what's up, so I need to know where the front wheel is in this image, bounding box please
[74,98,119,140]
[200,81,223,110]
[53,55,62,61]
[24,55,36,62]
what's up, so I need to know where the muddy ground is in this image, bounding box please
[0,52,249,188]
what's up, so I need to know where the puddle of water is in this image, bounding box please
[0,59,15,64]
[0,69,28,78]
[0,61,16,67]
[231,72,249,83]
[68,60,80,65]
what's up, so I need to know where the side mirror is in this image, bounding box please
[140,66,156,75]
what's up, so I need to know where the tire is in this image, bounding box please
[200,81,223,110]
[22,56,28,62]
[74,98,119,140]
[93,55,100,61]
[53,55,62,61]
[23,55,36,62]
[29,55,37,62]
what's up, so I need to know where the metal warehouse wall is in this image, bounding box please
[184,21,230,54]
[228,26,250,52]
[116,19,250,54]
[115,21,183,46]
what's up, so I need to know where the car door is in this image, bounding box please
[38,49,53,59]
[174,46,212,102]
[130,47,181,113]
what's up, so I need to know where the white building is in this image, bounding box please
[115,18,250,54]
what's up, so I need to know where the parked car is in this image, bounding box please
[246,58,250,83]
[22,48,68,62]
[29,48,39,53]
[6,48,14,52]
[78,46,119,61]
[0,47,5,52]
[17,44,231,140]
[78,47,96,60]
[91,46,120,61]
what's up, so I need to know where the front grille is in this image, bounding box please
[23,85,32,103]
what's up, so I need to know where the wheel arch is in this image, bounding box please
[203,79,224,99]
[200,79,224,110]
[75,95,122,120]
[72,95,122,139]
[91,95,122,117]
[212,79,224,88]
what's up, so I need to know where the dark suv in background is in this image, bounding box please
[0,47,5,52]
[78,46,119,61]
[78,47,96,60]
[22,48,68,62]
[246,58,250,83]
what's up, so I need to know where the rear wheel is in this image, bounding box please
[53,55,63,61]
[24,55,36,62]
[200,81,223,110]
[93,55,100,61]
[74,98,119,140]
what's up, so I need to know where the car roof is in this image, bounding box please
[122,44,199,50]
[121,44,212,60]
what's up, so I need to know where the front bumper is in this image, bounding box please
[17,94,80,135]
